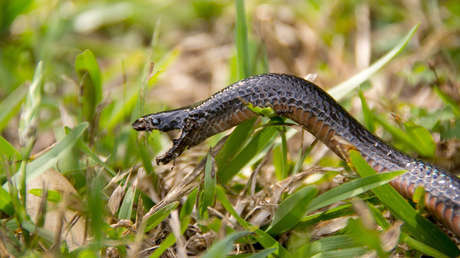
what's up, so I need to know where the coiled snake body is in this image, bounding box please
[133,73,460,237]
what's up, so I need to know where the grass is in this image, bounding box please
[1,0,460,257]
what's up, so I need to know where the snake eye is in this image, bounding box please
[151,118,160,126]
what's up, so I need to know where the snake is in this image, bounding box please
[132,73,460,237]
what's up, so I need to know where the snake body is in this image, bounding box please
[132,73,460,237]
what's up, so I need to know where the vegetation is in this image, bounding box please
[0,0,459,257]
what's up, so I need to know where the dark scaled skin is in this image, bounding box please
[132,73,460,237]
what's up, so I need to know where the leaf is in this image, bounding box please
[199,154,216,219]
[247,248,276,258]
[300,204,354,226]
[273,129,288,180]
[202,231,250,258]
[136,138,157,183]
[0,135,20,160]
[235,0,250,78]
[310,247,368,258]
[433,85,460,117]
[88,173,105,244]
[309,235,358,255]
[118,184,135,220]
[359,90,375,132]
[349,150,459,257]
[29,189,62,203]
[215,0,257,183]
[19,61,44,144]
[402,234,450,258]
[266,186,318,235]
[75,49,103,123]
[216,185,290,256]
[328,25,418,100]
[292,141,315,175]
[215,118,256,171]
[413,186,426,211]
[347,218,386,257]
[404,121,435,157]
[0,187,13,215]
[3,122,88,191]
[0,83,28,132]
[245,102,277,118]
[305,170,405,213]
[144,202,179,232]
[78,140,116,176]
[219,127,278,184]
[374,115,434,157]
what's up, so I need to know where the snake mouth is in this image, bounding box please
[132,117,151,131]
[156,132,189,165]
[132,121,185,165]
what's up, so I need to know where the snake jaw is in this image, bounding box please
[156,130,191,165]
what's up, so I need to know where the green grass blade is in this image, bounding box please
[292,141,315,175]
[235,0,250,78]
[359,90,375,132]
[404,121,435,157]
[0,187,13,215]
[136,139,157,183]
[247,248,276,258]
[349,150,459,256]
[219,127,278,184]
[21,220,54,244]
[300,204,354,226]
[88,173,106,247]
[266,186,318,235]
[216,186,290,256]
[215,118,256,171]
[309,235,358,255]
[273,129,288,180]
[75,49,103,123]
[374,115,434,157]
[310,247,368,258]
[328,25,418,100]
[202,231,250,258]
[402,234,450,258]
[0,135,20,160]
[3,122,88,191]
[28,189,62,203]
[216,0,257,181]
[0,83,28,132]
[78,140,116,176]
[433,86,460,117]
[305,170,405,213]
[367,203,390,229]
[19,61,43,144]
[118,184,135,220]
[347,218,386,257]
[199,154,216,219]
[144,202,179,232]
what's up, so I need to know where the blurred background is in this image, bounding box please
[1,0,460,255]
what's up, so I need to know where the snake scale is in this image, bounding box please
[132,73,460,237]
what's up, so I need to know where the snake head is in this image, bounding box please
[133,108,193,164]
[132,108,189,132]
